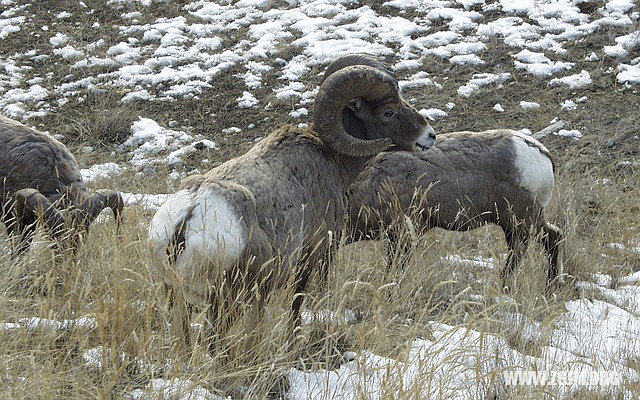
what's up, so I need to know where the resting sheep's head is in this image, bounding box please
[313,54,436,157]
[13,185,123,252]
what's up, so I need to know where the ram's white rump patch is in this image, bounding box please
[511,133,554,208]
[180,187,246,270]
[148,187,246,303]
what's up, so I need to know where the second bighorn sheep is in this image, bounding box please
[149,55,436,346]
[0,115,124,256]
[346,129,563,286]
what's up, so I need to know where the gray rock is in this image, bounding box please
[534,120,565,139]
[142,165,157,176]
[616,161,640,172]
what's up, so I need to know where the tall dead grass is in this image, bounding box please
[0,167,637,398]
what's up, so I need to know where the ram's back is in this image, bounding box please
[347,129,553,234]
[0,116,81,200]
[199,125,349,257]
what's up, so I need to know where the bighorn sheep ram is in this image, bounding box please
[0,115,124,256]
[346,129,563,287]
[148,55,436,346]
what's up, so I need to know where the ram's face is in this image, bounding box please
[348,96,436,152]
[47,184,85,210]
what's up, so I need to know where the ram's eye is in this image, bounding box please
[383,110,395,117]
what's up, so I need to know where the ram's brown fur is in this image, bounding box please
[346,129,563,287]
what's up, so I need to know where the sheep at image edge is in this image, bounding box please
[0,115,124,257]
[346,129,564,288]
[148,54,437,348]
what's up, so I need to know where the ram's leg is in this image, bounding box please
[206,288,223,355]
[501,225,529,290]
[168,285,192,356]
[317,249,333,290]
[205,279,236,356]
[541,221,564,285]
[289,238,332,335]
[243,289,266,358]
[317,234,337,290]
[290,261,312,336]
[386,229,413,277]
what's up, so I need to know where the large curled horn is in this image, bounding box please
[73,190,124,233]
[314,65,398,157]
[321,54,397,83]
[13,188,66,236]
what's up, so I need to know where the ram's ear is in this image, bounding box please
[347,98,364,112]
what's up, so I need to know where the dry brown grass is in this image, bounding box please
[0,165,637,398]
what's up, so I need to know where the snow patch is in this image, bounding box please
[119,118,213,168]
[237,91,259,108]
[457,73,511,97]
[419,108,448,120]
[555,129,583,139]
[519,100,540,110]
[548,70,592,89]
[80,163,123,183]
